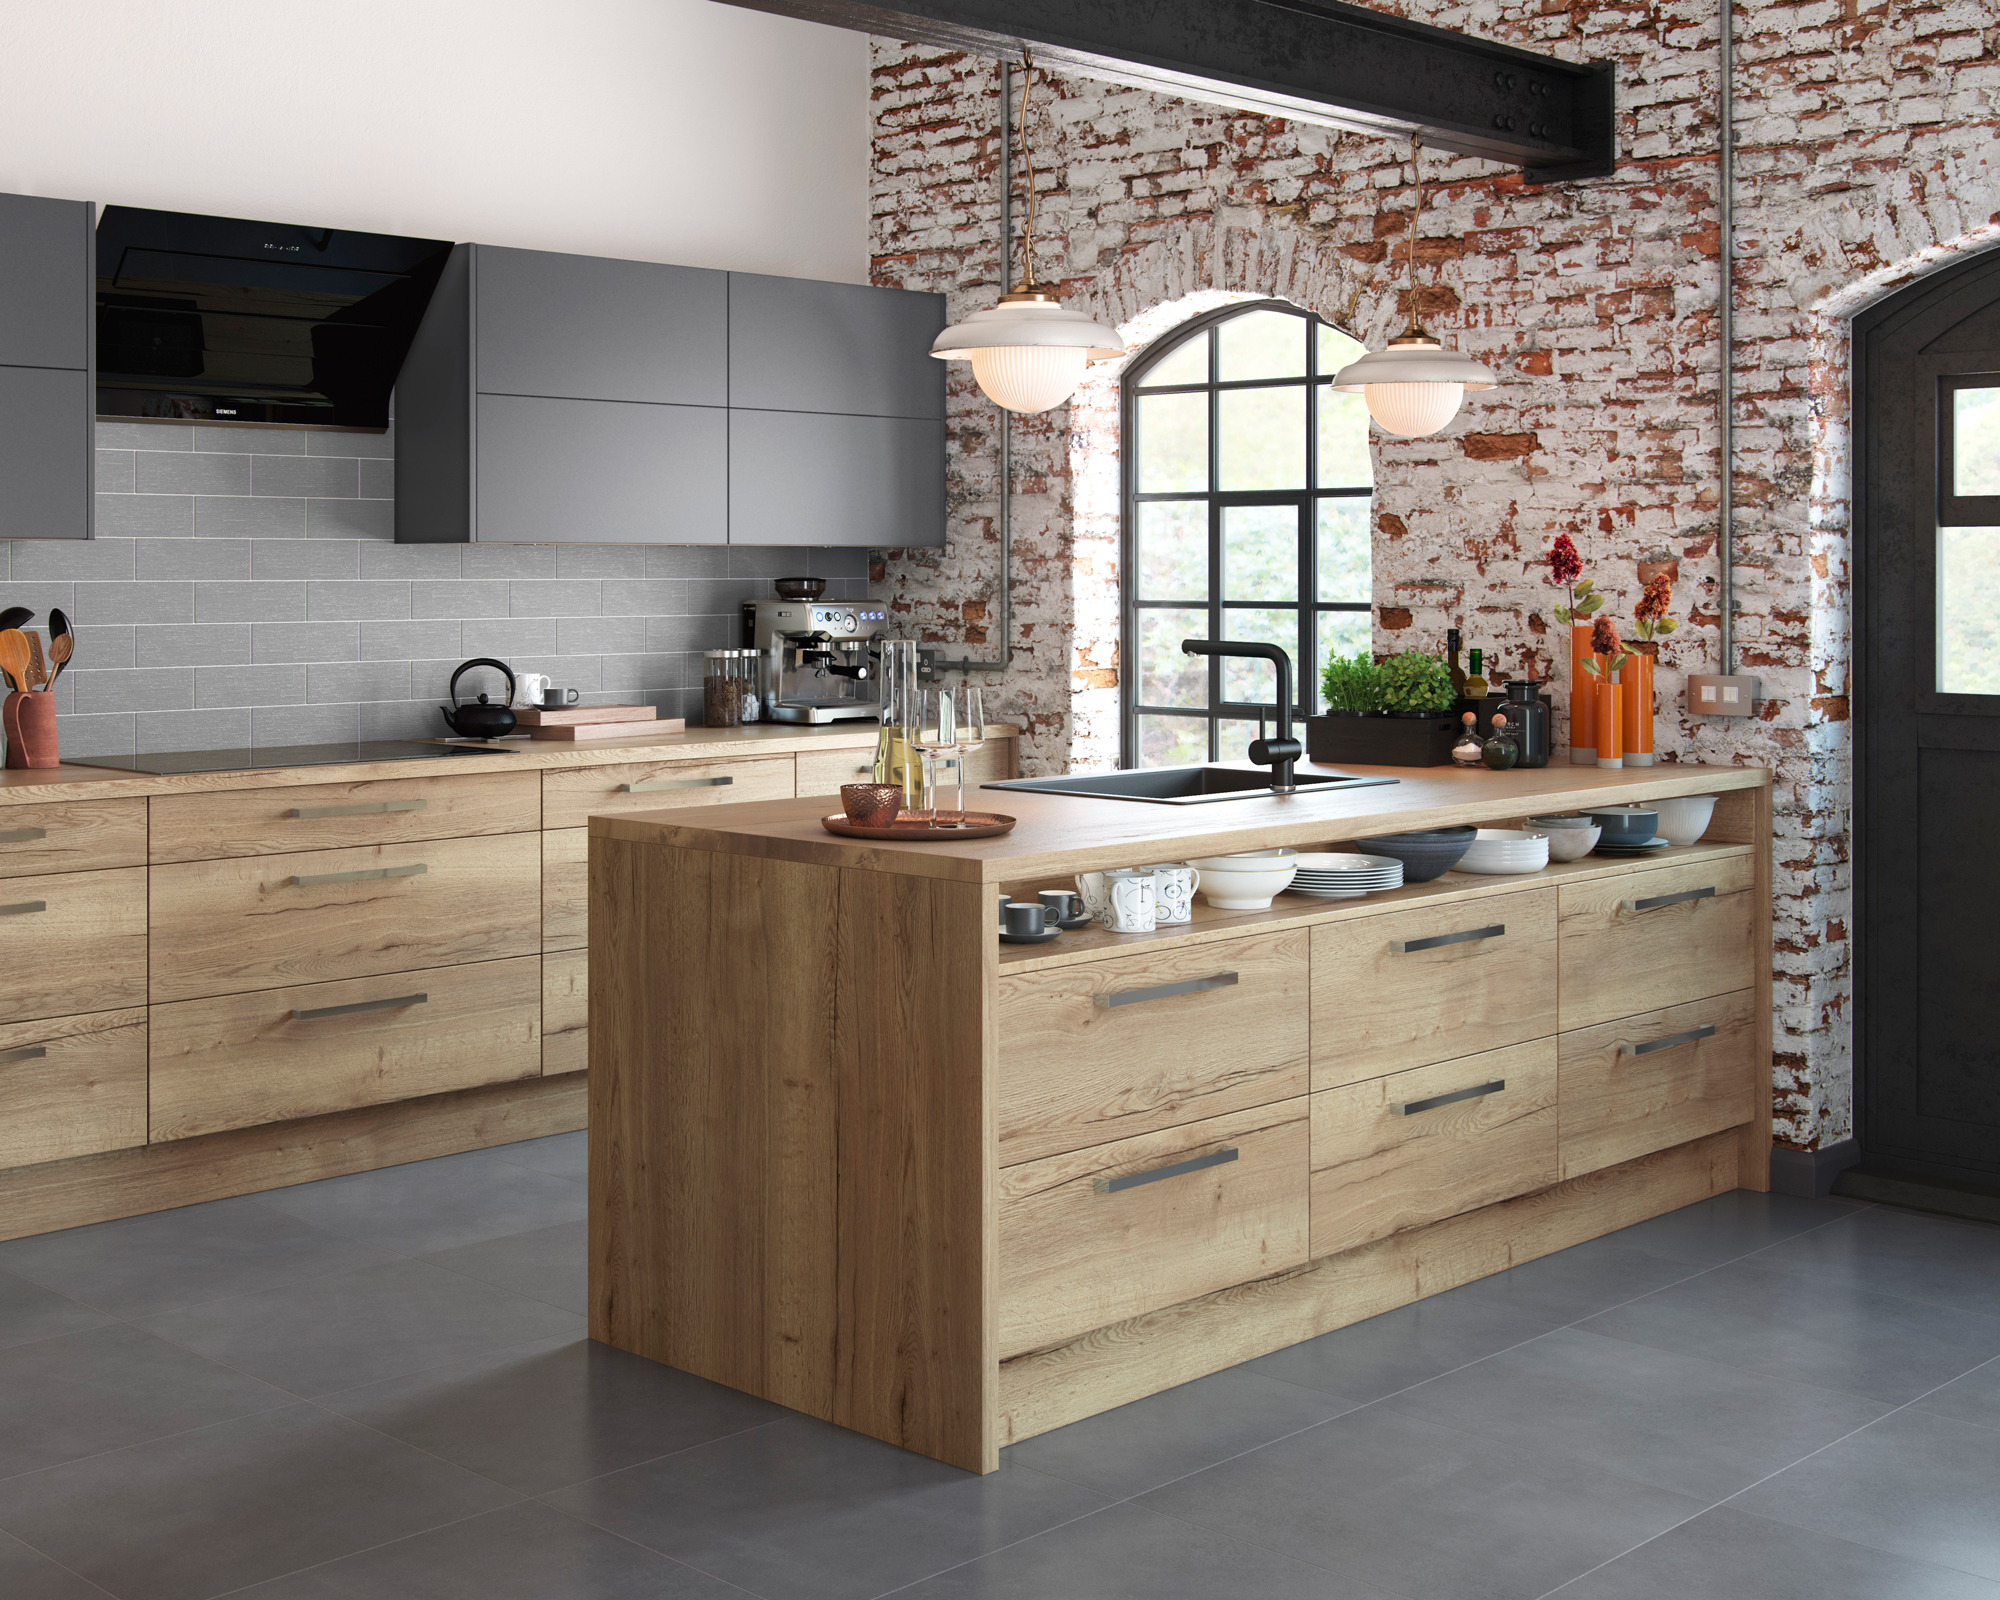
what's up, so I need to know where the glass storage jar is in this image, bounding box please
[703,649,740,727]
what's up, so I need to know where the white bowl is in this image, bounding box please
[1198,863,1299,909]
[1651,794,1717,846]
[1187,848,1299,875]
[1457,828,1551,875]
[1538,822,1600,862]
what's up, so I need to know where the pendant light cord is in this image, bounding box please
[1015,51,1039,289]
[1407,135,1422,320]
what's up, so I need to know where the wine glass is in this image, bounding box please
[908,693,955,828]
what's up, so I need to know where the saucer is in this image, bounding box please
[1594,837,1669,855]
[999,924,1063,945]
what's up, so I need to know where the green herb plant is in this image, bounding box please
[1379,651,1456,714]
[1319,650,1385,714]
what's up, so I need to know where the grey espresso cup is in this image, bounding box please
[541,687,582,707]
[1003,902,1048,937]
[1038,889,1082,925]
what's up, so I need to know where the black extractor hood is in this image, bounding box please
[95,206,452,431]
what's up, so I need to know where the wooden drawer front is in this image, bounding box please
[998,1100,1309,1359]
[1311,889,1556,1092]
[149,957,542,1140]
[794,738,1015,798]
[0,1008,146,1168]
[0,866,148,1023]
[1310,1038,1557,1259]
[543,948,587,1075]
[0,798,146,878]
[1557,854,1756,1032]
[542,755,793,831]
[1558,988,1757,1179]
[997,928,1309,1165]
[149,770,539,863]
[544,827,587,951]
[149,832,541,1003]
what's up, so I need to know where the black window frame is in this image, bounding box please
[1930,371,2000,711]
[1119,299,1373,769]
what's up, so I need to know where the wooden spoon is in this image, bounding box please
[0,631,29,695]
[46,634,73,684]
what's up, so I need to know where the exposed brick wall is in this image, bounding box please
[867,4,2000,1151]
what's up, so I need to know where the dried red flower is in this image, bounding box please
[1636,574,1672,623]
[1592,616,1621,657]
[1548,535,1583,587]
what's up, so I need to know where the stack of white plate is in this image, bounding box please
[1456,829,1552,875]
[1285,852,1406,898]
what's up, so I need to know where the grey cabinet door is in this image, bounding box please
[474,246,727,408]
[0,193,91,371]
[729,274,945,420]
[477,394,726,544]
[0,367,91,539]
[729,411,944,548]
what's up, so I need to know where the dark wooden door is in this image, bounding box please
[1855,247,2000,1188]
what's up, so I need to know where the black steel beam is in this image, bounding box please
[720,0,1615,180]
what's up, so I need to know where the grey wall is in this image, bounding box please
[2,420,867,757]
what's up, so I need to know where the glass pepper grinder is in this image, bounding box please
[1451,712,1485,767]
[1482,711,1520,770]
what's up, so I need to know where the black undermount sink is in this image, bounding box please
[982,765,1399,806]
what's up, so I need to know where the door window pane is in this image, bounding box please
[1223,505,1298,602]
[1218,386,1306,489]
[1218,607,1299,705]
[1317,609,1372,679]
[1137,501,1207,601]
[1218,309,1307,381]
[1939,525,2000,693]
[1317,498,1371,603]
[1318,386,1374,488]
[1954,388,2000,495]
[1218,718,1264,764]
[1139,334,1207,388]
[1137,392,1208,492]
[1138,606,1209,707]
[1318,323,1365,376]
[1138,713,1209,768]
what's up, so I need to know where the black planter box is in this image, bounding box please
[1306,712,1460,768]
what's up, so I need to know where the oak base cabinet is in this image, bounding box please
[0,1009,147,1168]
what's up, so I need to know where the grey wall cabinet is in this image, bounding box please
[729,411,945,547]
[0,192,94,539]
[728,272,945,421]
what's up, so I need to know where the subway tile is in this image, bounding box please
[94,450,134,493]
[311,428,393,458]
[69,667,195,715]
[359,700,439,741]
[95,421,189,451]
[136,452,251,495]
[601,579,687,616]
[1,583,74,623]
[72,581,193,626]
[644,545,731,579]
[555,545,647,580]
[305,580,411,621]
[533,655,601,692]
[360,542,457,581]
[251,622,359,664]
[253,702,358,745]
[0,542,8,580]
[510,579,599,617]
[253,540,357,580]
[358,458,394,498]
[646,613,734,654]
[462,545,556,582]
[136,623,252,669]
[360,620,460,661]
[688,578,760,613]
[197,580,306,624]
[307,661,410,704]
[11,538,135,582]
[729,546,808,579]
[67,625,134,671]
[410,581,510,619]
[598,653,684,693]
[254,455,357,498]
[135,539,250,581]
[51,711,134,757]
[198,495,306,539]
[560,615,646,654]
[452,617,557,661]
[307,498,393,540]
[809,546,872,579]
[93,493,194,539]
[197,664,306,708]
[131,707,253,752]
[193,425,305,455]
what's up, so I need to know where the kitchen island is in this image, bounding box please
[589,760,1771,1473]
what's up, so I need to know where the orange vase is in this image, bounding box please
[1569,622,1598,764]
[1595,671,1623,769]
[1621,649,1655,767]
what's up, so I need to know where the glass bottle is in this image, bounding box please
[1451,711,1484,767]
[1501,679,1550,767]
[872,640,925,809]
[1446,627,1466,699]
[1463,648,1489,702]
[1481,710,1519,770]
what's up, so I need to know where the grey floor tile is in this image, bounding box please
[0,1403,519,1600]
[0,1271,114,1353]
[893,1500,1399,1599]
[0,1529,107,1600]
[1604,1190,1866,1266]
[543,1414,1109,1600]
[1578,1257,2000,1404]
[1744,1205,2000,1318]
[1448,1235,1706,1325]
[254,1148,589,1255]
[420,1221,587,1315]
[1138,1402,1703,1600]
[1243,1290,1558,1403]
[0,1195,401,1319]
[229,1500,736,1598]
[1917,1357,2000,1433]
[0,1322,292,1480]
[1731,1407,2000,1581]
[1560,1505,2000,1600]
[1004,1366,1358,1498]
[487,1129,588,1183]
[134,1257,582,1398]
[318,1334,785,1495]
[1377,1326,1890,1501]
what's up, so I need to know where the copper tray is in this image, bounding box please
[821,811,1017,841]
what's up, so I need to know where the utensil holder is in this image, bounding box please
[3,690,57,769]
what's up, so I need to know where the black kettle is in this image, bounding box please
[440,658,518,739]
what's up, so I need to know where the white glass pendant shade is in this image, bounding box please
[1332,329,1498,438]
[931,291,1124,413]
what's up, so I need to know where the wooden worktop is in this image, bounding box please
[594,759,1768,883]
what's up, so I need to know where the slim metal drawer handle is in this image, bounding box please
[292,992,429,1022]
[0,900,47,916]
[1094,972,1240,1009]
[1622,886,1716,913]
[622,776,734,793]
[289,863,428,887]
[1393,1079,1506,1116]
[290,800,428,819]
[0,827,47,843]
[0,1044,47,1063]
[1623,1024,1717,1057]
[1391,924,1504,955]
[1094,1146,1239,1194]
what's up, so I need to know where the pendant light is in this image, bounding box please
[1333,138,1497,437]
[930,53,1122,413]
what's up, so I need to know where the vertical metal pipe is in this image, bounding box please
[1718,0,1735,676]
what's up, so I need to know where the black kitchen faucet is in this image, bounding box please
[1180,638,1303,794]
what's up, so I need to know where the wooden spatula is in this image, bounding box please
[25,632,46,690]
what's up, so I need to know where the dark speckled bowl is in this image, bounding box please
[1578,805,1657,845]
[1351,824,1476,883]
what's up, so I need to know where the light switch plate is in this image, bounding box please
[1686,672,1761,717]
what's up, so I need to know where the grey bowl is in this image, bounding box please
[1352,825,1476,883]
[1579,805,1657,845]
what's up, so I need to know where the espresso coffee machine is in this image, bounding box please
[742,599,889,723]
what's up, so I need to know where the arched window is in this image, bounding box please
[1120,300,1373,768]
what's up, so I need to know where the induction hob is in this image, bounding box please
[66,740,517,777]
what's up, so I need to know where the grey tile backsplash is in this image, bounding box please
[5,421,868,757]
